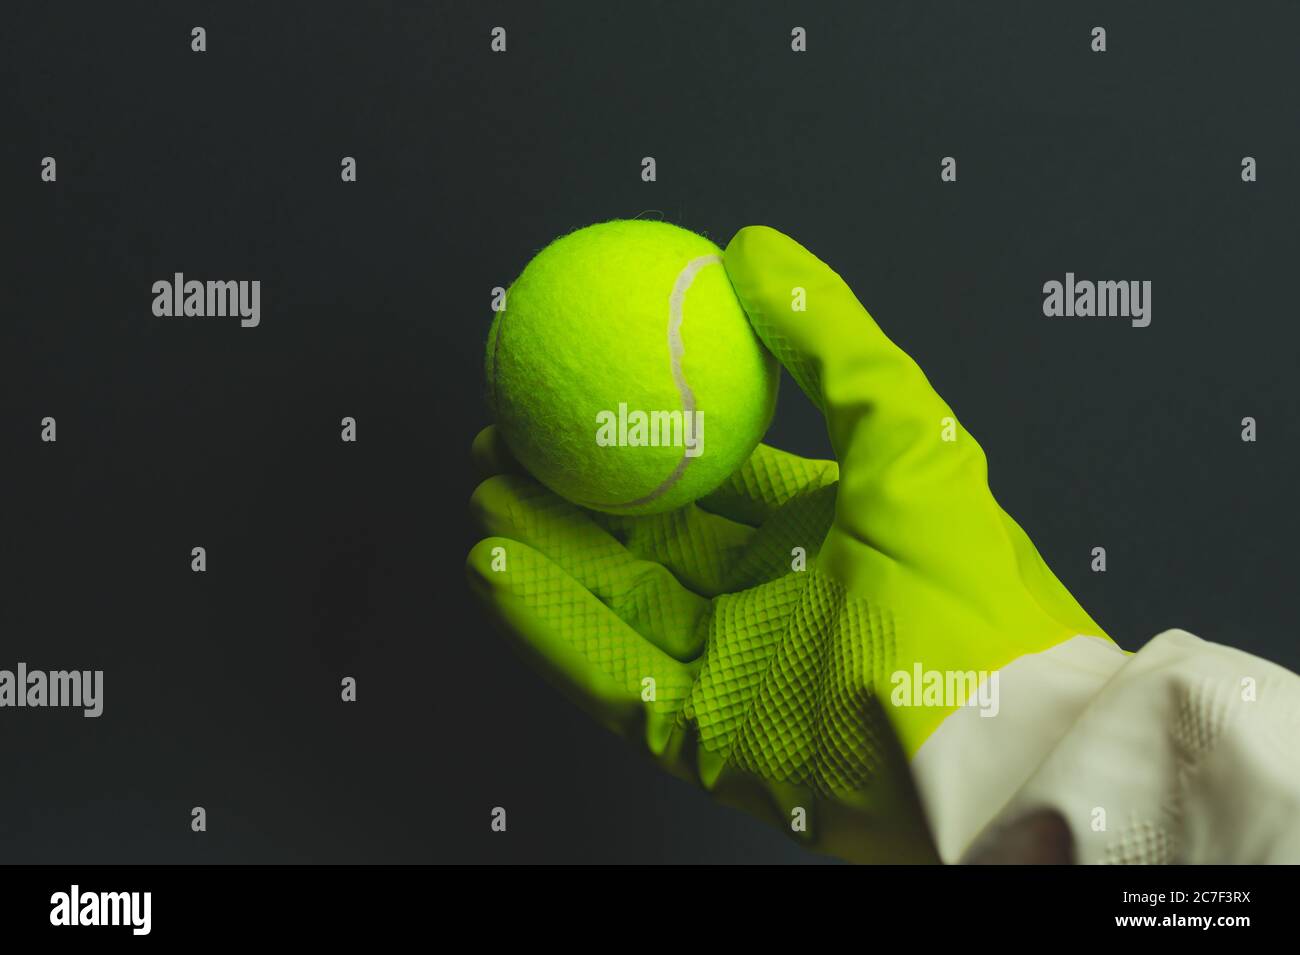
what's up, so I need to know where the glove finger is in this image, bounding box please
[476,422,836,529]
[471,425,526,480]
[724,226,1034,615]
[695,441,838,527]
[472,474,712,659]
[601,478,838,595]
[467,535,697,753]
[473,425,754,596]
[591,505,757,597]
[472,428,836,598]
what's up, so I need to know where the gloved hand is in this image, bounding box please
[467,225,1115,863]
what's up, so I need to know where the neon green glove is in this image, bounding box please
[467,225,1113,863]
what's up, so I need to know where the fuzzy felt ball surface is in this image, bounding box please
[486,220,779,514]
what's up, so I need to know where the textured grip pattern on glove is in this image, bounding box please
[684,567,896,796]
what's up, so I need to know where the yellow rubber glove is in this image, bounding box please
[468,225,1113,862]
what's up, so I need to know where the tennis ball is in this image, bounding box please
[485,220,778,515]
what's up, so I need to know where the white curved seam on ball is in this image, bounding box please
[617,253,720,508]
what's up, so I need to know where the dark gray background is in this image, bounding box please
[2,1,1296,863]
